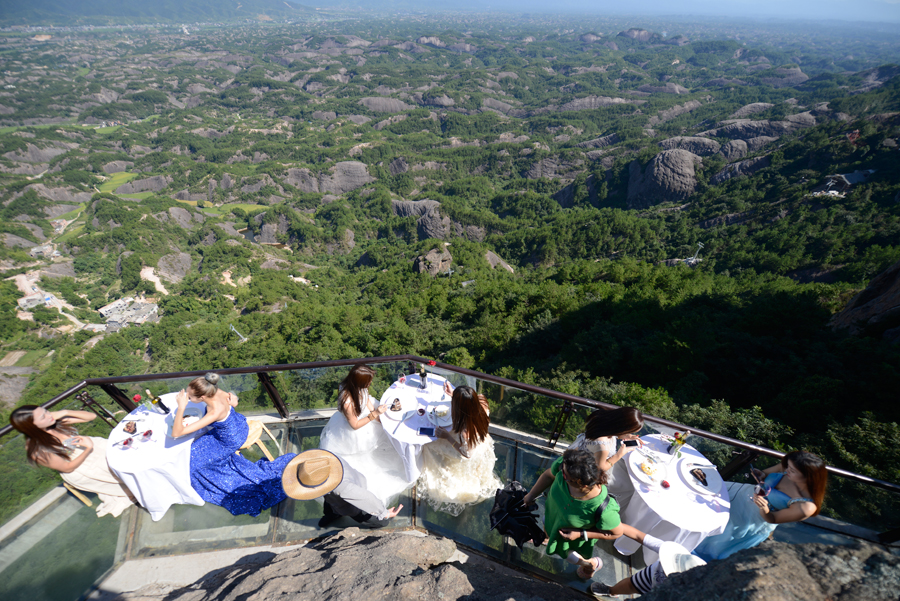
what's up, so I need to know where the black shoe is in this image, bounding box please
[318,513,342,528]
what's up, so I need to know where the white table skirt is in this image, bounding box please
[107,393,206,521]
[614,434,731,564]
[377,374,449,482]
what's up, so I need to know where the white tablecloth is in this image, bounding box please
[107,393,207,521]
[377,374,449,482]
[614,434,731,564]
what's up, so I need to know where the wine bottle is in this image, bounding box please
[146,389,171,414]
[418,363,428,390]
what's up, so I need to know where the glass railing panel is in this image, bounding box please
[0,491,126,601]
[275,361,410,412]
[275,417,413,542]
[477,381,574,443]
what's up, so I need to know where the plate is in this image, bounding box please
[426,404,453,427]
[165,407,206,437]
[380,393,413,421]
[679,461,723,495]
[627,450,668,486]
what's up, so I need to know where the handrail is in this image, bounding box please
[3,354,900,496]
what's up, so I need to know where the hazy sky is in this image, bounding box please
[311,0,900,23]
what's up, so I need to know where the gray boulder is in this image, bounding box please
[389,157,409,175]
[320,161,376,195]
[482,98,515,114]
[157,253,192,283]
[649,100,702,125]
[643,541,900,601]
[311,110,337,120]
[485,250,514,273]
[830,258,900,335]
[627,149,702,209]
[746,136,780,152]
[414,247,452,275]
[2,233,35,249]
[719,140,749,162]
[711,156,771,185]
[417,206,451,240]
[359,97,411,112]
[577,133,620,149]
[102,161,134,174]
[116,175,171,194]
[26,184,92,205]
[698,119,801,140]
[4,143,73,163]
[618,28,654,42]
[759,66,809,88]
[659,137,721,156]
[41,262,75,279]
[729,103,774,119]
[392,199,441,218]
[282,168,318,193]
[346,115,372,125]
[153,207,205,229]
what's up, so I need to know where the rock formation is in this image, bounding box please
[644,540,899,601]
[391,199,441,218]
[156,253,192,283]
[417,206,451,240]
[637,83,689,95]
[359,97,411,112]
[830,259,900,336]
[116,175,172,195]
[153,207,205,229]
[559,96,632,111]
[730,103,774,119]
[108,529,574,601]
[618,28,654,42]
[282,162,375,195]
[627,149,702,209]
[711,156,771,185]
[759,66,809,88]
[414,247,452,275]
[102,161,134,174]
[485,250,514,273]
[649,100,702,125]
[659,136,721,156]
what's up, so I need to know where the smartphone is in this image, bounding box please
[418,426,435,437]
[623,440,640,447]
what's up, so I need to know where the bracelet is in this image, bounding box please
[582,530,588,541]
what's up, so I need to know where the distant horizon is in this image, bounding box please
[296,0,900,24]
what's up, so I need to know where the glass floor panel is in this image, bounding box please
[0,491,127,601]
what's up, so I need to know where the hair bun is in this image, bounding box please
[204,373,220,386]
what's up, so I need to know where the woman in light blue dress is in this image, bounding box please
[694,450,827,561]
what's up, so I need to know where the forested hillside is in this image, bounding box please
[1,12,899,502]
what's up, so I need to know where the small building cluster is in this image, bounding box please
[29,244,60,259]
[97,297,160,332]
[809,170,876,198]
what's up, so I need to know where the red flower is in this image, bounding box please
[661,480,670,488]
[428,360,436,366]
[133,394,142,402]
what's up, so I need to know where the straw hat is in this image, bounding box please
[282,450,343,500]
[658,541,706,576]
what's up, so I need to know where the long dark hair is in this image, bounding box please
[451,386,489,447]
[782,450,828,515]
[584,407,644,440]
[339,364,375,417]
[10,405,77,465]
[562,447,607,488]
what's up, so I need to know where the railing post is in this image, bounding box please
[99,384,137,413]
[75,390,120,427]
[719,449,760,481]
[257,373,289,418]
[547,400,575,449]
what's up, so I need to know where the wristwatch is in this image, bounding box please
[582,530,588,541]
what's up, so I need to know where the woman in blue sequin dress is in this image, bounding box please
[694,450,827,561]
[173,373,296,517]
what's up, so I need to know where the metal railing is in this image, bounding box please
[3,354,899,542]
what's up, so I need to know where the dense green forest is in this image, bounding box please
[0,12,899,526]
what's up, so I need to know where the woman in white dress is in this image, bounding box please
[418,384,502,516]
[10,405,136,517]
[570,406,643,509]
[318,364,411,505]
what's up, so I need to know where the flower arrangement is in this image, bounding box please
[662,431,690,458]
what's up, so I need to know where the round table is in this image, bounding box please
[107,393,207,521]
[613,434,731,564]
[377,374,452,483]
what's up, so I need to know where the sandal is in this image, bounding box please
[576,557,602,579]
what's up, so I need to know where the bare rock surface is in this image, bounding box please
[154,207,204,229]
[482,97,514,114]
[25,184,92,204]
[649,100,702,125]
[41,261,75,279]
[577,133,620,149]
[392,199,441,218]
[730,103,774,119]
[418,206,451,240]
[389,157,409,175]
[116,175,172,194]
[830,259,900,335]
[282,162,375,195]
[719,139,749,162]
[711,156,771,184]
[156,253,192,283]
[110,529,577,601]
[627,149,702,209]
[559,96,632,111]
[659,136,721,156]
[759,66,809,88]
[359,97,412,112]
[637,82,689,95]
[2,233,35,249]
[643,540,900,601]
[415,247,452,275]
[525,157,583,179]
[4,143,73,163]
[485,250,514,273]
[698,119,805,140]
[102,161,134,174]
[618,28,654,42]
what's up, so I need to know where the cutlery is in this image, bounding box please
[686,462,717,469]
[392,410,417,434]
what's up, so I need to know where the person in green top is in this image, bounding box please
[522,448,626,579]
